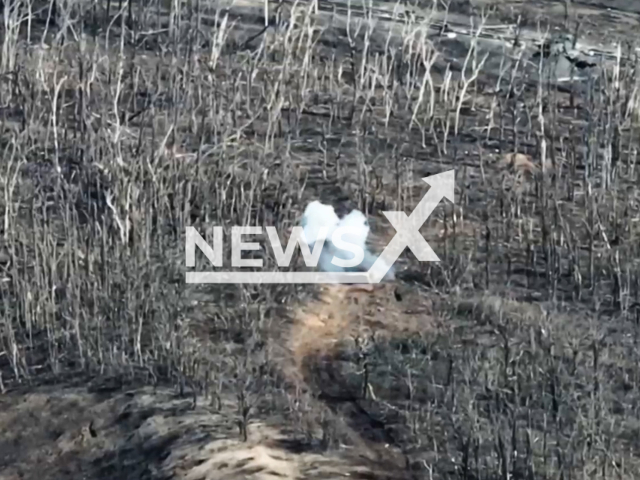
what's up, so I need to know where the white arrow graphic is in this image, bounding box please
[186,169,455,285]
[366,169,455,283]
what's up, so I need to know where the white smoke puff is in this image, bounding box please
[300,201,396,281]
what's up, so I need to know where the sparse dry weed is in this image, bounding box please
[2,0,640,478]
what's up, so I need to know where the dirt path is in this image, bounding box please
[0,278,440,480]
[227,0,639,63]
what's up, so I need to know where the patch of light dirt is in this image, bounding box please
[0,278,441,480]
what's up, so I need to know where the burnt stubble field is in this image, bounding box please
[2,0,640,479]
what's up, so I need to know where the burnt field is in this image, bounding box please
[2,0,640,479]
